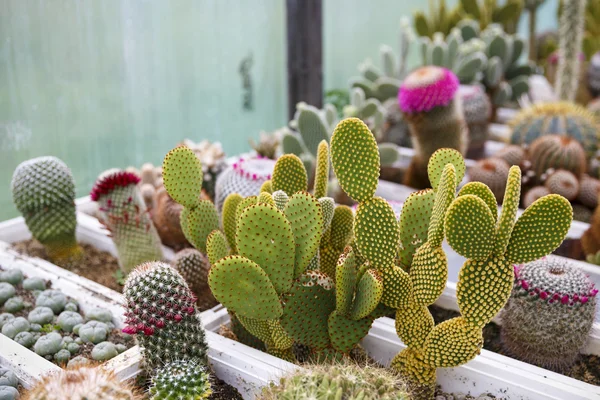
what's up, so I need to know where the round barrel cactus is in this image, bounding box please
[529,134,587,180]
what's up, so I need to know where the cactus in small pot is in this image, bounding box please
[11,156,82,262]
[398,66,468,189]
[501,258,597,372]
[91,170,164,274]
[544,170,580,201]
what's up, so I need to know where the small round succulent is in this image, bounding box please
[35,290,67,314]
[91,341,118,361]
[544,169,580,201]
[28,307,55,325]
[398,66,459,114]
[0,283,16,306]
[501,258,598,372]
[0,269,23,285]
[57,311,84,332]
[577,175,600,208]
[2,317,30,339]
[529,135,587,179]
[149,359,212,400]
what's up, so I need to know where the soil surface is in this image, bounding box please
[13,239,123,291]
[428,305,600,386]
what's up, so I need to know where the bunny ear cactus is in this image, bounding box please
[91,170,164,273]
[11,156,82,262]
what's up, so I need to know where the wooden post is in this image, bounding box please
[286,0,323,120]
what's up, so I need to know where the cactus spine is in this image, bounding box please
[149,359,212,400]
[468,158,510,203]
[555,0,587,101]
[91,170,164,274]
[11,156,82,262]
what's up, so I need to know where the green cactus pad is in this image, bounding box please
[223,193,243,251]
[395,302,434,349]
[399,190,435,265]
[505,195,572,264]
[235,195,258,226]
[335,248,357,316]
[280,272,335,350]
[318,197,335,229]
[268,319,295,349]
[445,195,496,260]
[297,106,330,158]
[260,180,273,194]
[350,269,383,320]
[381,264,413,308]
[237,204,295,294]
[422,317,483,368]
[235,314,274,345]
[456,255,513,328]
[258,191,275,206]
[410,242,448,306]
[319,244,340,279]
[162,146,203,208]
[355,198,400,270]
[427,149,465,191]
[314,140,330,199]
[330,205,355,251]
[330,118,380,203]
[209,256,283,319]
[282,133,306,157]
[180,200,220,253]
[391,348,436,387]
[284,192,324,277]
[458,182,498,222]
[207,230,229,265]
[427,164,457,248]
[494,166,521,256]
[272,154,308,196]
[273,190,290,212]
[328,311,373,353]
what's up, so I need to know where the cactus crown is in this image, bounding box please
[149,359,212,400]
[398,66,459,113]
[90,171,141,201]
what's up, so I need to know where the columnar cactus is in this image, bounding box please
[459,85,492,158]
[398,66,467,189]
[501,258,597,372]
[509,102,599,158]
[555,0,587,101]
[11,156,82,262]
[258,363,409,400]
[24,367,138,400]
[149,359,212,400]
[330,117,572,399]
[122,261,208,370]
[529,135,587,180]
[172,248,216,310]
[152,188,189,250]
[91,170,164,274]
[468,158,510,202]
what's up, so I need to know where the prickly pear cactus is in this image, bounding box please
[91,170,164,273]
[502,258,597,372]
[11,156,82,262]
[149,359,212,400]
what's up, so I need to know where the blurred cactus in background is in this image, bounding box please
[249,130,280,160]
[588,52,600,98]
[459,84,492,158]
[11,156,82,263]
[459,0,523,34]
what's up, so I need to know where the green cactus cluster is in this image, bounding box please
[329,118,571,399]
[91,169,164,274]
[11,156,82,262]
[582,203,600,260]
[501,258,597,372]
[149,359,212,400]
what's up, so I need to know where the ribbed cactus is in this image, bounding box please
[172,248,216,310]
[398,66,467,189]
[529,134,587,180]
[577,174,600,208]
[24,367,137,400]
[214,156,275,212]
[544,170,580,201]
[258,363,409,400]
[459,85,492,158]
[468,158,510,203]
[91,170,164,273]
[459,0,523,34]
[152,188,189,250]
[509,102,598,158]
[588,52,600,97]
[330,117,572,399]
[501,258,597,372]
[122,261,208,370]
[149,359,212,400]
[555,0,587,101]
[11,156,82,262]
[494,145,526,167]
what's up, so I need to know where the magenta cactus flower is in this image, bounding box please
[398,66,460,114]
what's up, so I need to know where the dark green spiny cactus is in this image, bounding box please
[149,359,212,400]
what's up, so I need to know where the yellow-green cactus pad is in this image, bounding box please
[505,194,572,264]
[258,191,275,206]
[284,192,324,278]
[458,182,498,222]
[456,255,513,328]
[260,180,273,194]
[422,317,483,368]
[411,242,448,306]
[391,348,436,386]
[330,118,380,203]
[395,302,434,350]
[330,205,355,251]
[328,311,373,353]
[273,190,289,212]
[266,347,296,362]
[236,314,274,344]
[445,195,496,260]
[350,269,383,320]
[399,190,435,265]
[280,271,335,350]
[355,198,400,270]
[272,154,308,196]
[494,166,521,256]
[319,244,340,279]
[209,256,283,319]
[236,204,295,294]
[318,197,335,229]
[180,200,220,253]
[162,146,203,208]
[207,230,229,265]
[335,248,357,316]
[314,140,330,199]
[236,196,258,223]
[268,319,294,349]
[427,164,457,248]
[223,193,243,252]
[427,148,465,191]
[381,264,413,308]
